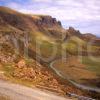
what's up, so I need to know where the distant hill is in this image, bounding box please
[82,33,97,40]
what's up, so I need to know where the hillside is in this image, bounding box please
[0,6,100,99]
[0,6,64,39]
[0,6,86,99]
[0,6,99,56]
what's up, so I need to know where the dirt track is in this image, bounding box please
[0,80,71,100]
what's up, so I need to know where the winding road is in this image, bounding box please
[50,59,100,93]
[0,80,71,100]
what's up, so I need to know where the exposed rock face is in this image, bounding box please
[34,16,62,28]
[66,27,82,38]
[0,6,64,41]
[66,27,99,43]
[0,7,62,31]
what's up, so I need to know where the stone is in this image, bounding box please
[17,59,26,68]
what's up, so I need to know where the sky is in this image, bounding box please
[0,0,100,36]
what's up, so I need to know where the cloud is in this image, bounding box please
[32,0,52,3]
[56,0,83,7]
[4,0,100,21]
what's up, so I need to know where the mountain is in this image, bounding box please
[66,27,82,38]
[0,6,65,40]
[82,33,97,41]
[0,6,100,99]
[81,33,100,48]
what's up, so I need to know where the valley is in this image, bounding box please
[50,56,100,90]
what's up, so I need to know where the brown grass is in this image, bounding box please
[52,57,97,83]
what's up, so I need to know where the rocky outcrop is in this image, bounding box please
[13,59,63,91]
[0,7,62,32]
[34,16,62,28]
[66,27,82,38]
[82,33,97,41]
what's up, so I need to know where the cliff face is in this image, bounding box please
[0,6,99,41]
[0,6,64,41]
[65,27,83,39]
[66,27,98,41]
[0,7,62,32]
[33,15,62,28]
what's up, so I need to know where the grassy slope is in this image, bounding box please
[82,56,100,76]
[52,57,97,81]
[62,36,86,55]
